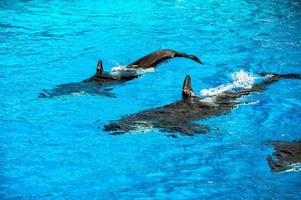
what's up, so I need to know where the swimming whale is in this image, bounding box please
[125,49,203,69]
[267,141,301,172]
[104,73,301,136]
[40,49,202,97]
[84,49,202,82]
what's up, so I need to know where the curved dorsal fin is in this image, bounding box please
[96,60,103,75]
[182,75,195,99]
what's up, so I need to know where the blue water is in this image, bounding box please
[1,0,301,199]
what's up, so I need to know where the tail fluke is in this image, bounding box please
[259,72,301,80]
[127,49,203,69]
[259,72,301,86]
[175,52,203,64]
[227,72,301,99]
[245,72,301,93]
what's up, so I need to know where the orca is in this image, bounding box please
[40,49,202,98]
[267,141,301,172]
[125,49,202,69]
[104,73,301,136]
[84,49,202,82]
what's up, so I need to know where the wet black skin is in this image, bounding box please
[125,49,202,69]
[39,49,202,98]
[267,141,301,172]
[104,73,301,136]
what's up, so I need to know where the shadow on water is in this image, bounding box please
[39,82,116,98]
[0,0,33,8]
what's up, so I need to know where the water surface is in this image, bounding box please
[1,0,301,199]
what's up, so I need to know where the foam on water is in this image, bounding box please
[282,163,301,173]
[71,91,86,96]
[200,70,256,97]
[111,65,155,76]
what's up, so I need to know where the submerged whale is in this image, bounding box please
[40,49,202,97]
[267,141,301,172]
[104,73,301,136]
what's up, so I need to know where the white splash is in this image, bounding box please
[71,91,86,96]
[200,70,256,97]
[111,65,155,76]
[281,163,301,173]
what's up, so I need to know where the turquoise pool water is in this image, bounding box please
[1,0,301,199]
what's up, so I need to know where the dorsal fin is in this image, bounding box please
[96,60,103,75]
[182,75,195,99]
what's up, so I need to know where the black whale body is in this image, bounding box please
[104,73,301,135]
[40,49,202,98]
[267,141,301,172]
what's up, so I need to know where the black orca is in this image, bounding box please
[104,73,301,136]
[125,49,202,69]
[40,49,202,98]
[85,49,202,82]
[267,141,301,172]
